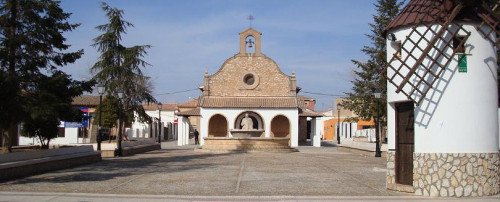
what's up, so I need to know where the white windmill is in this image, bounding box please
[384,0,499,197]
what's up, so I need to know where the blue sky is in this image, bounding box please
[59,0,380,111]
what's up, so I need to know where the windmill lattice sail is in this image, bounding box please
[475,1,499,48]
[385,0,498,105]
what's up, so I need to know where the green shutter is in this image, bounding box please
[458,54,467,73]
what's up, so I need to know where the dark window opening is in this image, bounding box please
[57,127,65,138]
[453,36,466,53]
[77,128,88,138]
[395,41,402,59]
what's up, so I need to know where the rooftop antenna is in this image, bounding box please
[247,15,254,28]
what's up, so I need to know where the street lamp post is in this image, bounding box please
[337,103,341,145]
[157,102,162,144]
[373,90,382,158]
[97,85,105,151]
[116,91,124,157]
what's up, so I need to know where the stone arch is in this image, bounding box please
[234,111,264,130]
[208,114,228,137]
[239,28,261,55]
[271,115,290,137]
[245,35,256,53]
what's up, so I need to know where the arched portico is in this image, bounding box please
[271,115,290,137]
[208,114,228,137]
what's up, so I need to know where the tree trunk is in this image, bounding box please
[1,129,9,154]
[1,123,17,153]
[117,119,123,156]
[1,0,19,154]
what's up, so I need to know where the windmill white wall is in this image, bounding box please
[386,24,498,153]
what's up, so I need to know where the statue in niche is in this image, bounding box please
[241,113,254,130]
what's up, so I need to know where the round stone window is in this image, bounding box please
[244,74,255,85]
[242,72,259,89]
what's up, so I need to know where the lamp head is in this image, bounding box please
[97,85,105,95]
[387,33,396,42]
[117,91,123,99]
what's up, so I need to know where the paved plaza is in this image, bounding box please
[0,143,403,197]
[1,143,500,201]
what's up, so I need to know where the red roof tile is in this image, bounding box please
[176,108,200,116]
[142,103,177,111]
[386,0,488,33]
[200,97,298,108]
[72,95,100,106]
[178,98,198,108]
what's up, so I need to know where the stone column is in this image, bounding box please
[311,118,321,147]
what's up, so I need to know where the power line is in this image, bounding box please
[301,91,345,97]
[154,88,198,96]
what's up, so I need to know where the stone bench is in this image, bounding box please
[100,143,161,158]
[0,145,101,181]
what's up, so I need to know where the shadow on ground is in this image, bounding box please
[5,150,236,184]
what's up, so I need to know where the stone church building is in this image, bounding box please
[177,28,322,149]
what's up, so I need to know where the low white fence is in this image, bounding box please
[354,128,376,142]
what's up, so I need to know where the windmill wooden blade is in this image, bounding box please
[475,1,499,47]
[386,2,470,105]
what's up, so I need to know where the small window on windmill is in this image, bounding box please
[245,35,255,54]
[453,36,467,73]
[394,41,402,59]
[453,36,466,53]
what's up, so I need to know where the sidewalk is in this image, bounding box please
[161,139,200,150]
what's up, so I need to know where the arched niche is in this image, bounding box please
[234,111,264,130]
[208,114,228,137]
[271,115,290,137]
[245,35,256,53]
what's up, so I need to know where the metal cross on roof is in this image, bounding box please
[247,15,255,27]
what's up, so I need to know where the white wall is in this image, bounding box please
[387,24,498,153]
[130,109,175,139]
[19,124,80,146]
[200,108,299,147]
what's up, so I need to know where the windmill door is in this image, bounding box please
[395,101,414,185]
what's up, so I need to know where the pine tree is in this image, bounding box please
[0,0,85,152]
[343,0,403,124]
[91,2,155,154]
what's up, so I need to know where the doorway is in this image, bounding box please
[395,101,414,185]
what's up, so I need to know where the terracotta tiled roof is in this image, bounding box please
[297,95,315,101]
[178,98,198,108]
[176,108,200,116]
[299,108,323,117]
[72,95,100,106]
[200,97,298,108]
[385,0,487,33]
[142,103,177,111]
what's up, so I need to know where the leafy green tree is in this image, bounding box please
[91,2,155,149]
[342,0,402,125]
[22,71,93,149]
[0,0,84,152]
[93,96,119,129]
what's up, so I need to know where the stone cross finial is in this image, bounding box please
[247,15,254,27]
